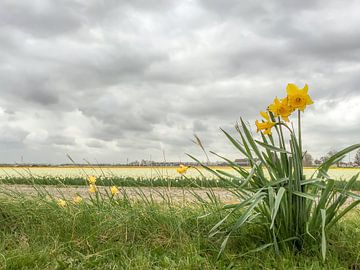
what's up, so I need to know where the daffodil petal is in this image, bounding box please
[306,96,314,105]
[286,83,298,95]
[282,116,290,122]
[302,84,309,94]
[260,111,269,120]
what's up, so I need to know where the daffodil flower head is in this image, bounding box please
[88,184,97,193]
[88,175,96,185]
[268,97,294,122]
[286,83,313,111]
[73,195,82,204]
[57,199,67,207]
[176,164,188,175]
[255,111,275,135]
[110,186,119,195]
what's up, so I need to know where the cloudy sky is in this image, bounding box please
[0,0,359,164]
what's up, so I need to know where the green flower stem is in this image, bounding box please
[275,122,293,134]
[278,117,286,151]
[298,110,304,182]
[298,110,302,158]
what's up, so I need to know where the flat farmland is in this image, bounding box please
[0,166,358,180]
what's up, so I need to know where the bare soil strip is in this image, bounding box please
[1,185,358,207]
[0,184,238,203]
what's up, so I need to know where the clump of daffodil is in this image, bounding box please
[286,83,313,111]
[255,111,275,135]
[57,199,67,207]
[88,175,96,185]
[193,82,360,262]
[110,186,119,195]
[73,195,83,204]
[176,164,189,175]
[88,184,97,193]
[268,97,294,122]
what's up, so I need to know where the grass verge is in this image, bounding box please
[0,194,359,269]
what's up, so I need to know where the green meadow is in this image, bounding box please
[0,190,359,270]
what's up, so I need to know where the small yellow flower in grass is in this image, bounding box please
[268,97,294,122]
[88,175,96,185]
[110,186,119,195]
[255,111,275,135]
[286,83,313,111]
[57,199,67,207]
[73,195,83,204]
[176,164,188,175]
[88,184,97,193]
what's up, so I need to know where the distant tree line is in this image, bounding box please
[306,149,360,167]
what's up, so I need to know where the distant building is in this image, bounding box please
[314,159,322,166]
[338,161,355,168]
[234,158,250,166]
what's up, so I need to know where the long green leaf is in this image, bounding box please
[310,180,334,229]
[209,151,249,178]
[321,209,327,262]
[292,191,317,201]
[240,118,264,162]
[240,162,260,188]
[220,128,249,158]
[318,144,360,175]
[300,178,323,185]
[270,187,285,229]
[255,140,291,154]
[327,200,360,230]
[217,233,231,259]
[231,194,265,231]
[209,211,234,236]
[186,154,227,181]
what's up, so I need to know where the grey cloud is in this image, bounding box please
[197,0,269,19]
[4,109,15,115]
[0,126,29,148]
[48,135,76,146]
[86,139,105,149]
[80,111,154,142]
[193,120,208,132]
[25,89,59,105]
[0,1,83,37]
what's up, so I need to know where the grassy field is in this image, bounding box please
[0,192,360,269]
[1,165,360,269]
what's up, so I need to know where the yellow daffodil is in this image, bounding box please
[73,195,83,204]
[176,164,188,175]
[88,175,96,185]
[255,111,276,135]
[57,199,67,207]
[286,83,313,111]
[268,97,294,122]
[89,184,97,193]
[110,186,119,195]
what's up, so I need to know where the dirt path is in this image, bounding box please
[1,185,359,207]
[0,184,238,203]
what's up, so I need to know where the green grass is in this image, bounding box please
[0,193,360,269]
[2,175,360,191]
